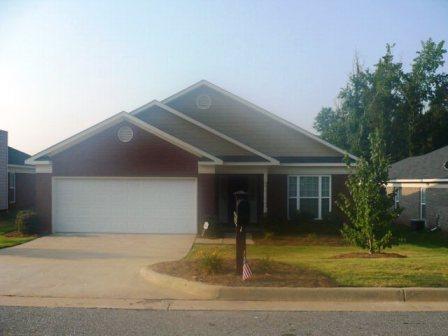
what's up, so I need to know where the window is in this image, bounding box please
[288,175,331,219]
[8,172,15,204]
[393,187,401,209]
[420,188,426,220]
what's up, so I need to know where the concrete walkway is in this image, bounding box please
[0,234,196,299]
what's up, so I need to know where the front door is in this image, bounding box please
[227,176,250,225]
[217,175,260,228]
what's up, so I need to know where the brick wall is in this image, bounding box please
[427,188,448,230]
[35,122,200,233]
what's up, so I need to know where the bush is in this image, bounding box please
[197,249,223,274]
[257,256,274,274]
[290,210,315,224]
[15,210,38,234]
[261,215,294,235]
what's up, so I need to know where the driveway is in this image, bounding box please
[0,234,196,299]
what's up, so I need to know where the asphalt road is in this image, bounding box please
[1,306,448,336]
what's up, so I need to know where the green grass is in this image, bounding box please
[0,212,36,249]
[190,229,448,287]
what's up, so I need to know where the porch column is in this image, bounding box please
[263,169,268,215]
[197,165,216,231]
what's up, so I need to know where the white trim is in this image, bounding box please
[393,186,401,209]
[26,112,223,165]
[52,176,198,181]
[162,80,358,161]
[8,172,16,204]
[8,164,35,174]
[420,187,427,221]
[280,163,348,167]
[36,164,53,174]
[272,166,350,175]
[287,175,332,220]
[387,182,448,189]
[223,162,277,166]
[198,165,216,174]
[131,100,279,164]
[263,168,268,214]
[389,178,448,183]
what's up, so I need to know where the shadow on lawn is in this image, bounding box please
[393,224,448,249]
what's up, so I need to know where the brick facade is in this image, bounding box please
[396,186,448,230]
[35,122,200,233]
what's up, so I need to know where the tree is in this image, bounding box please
[314,39,448,162]
[337,131,401,254]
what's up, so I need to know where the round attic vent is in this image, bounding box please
[196,94,212,109]
[117,125,134,143]
[444,161,448,171]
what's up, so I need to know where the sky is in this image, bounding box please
[0,0,447,154]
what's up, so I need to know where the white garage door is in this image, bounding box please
[52,177,197,233]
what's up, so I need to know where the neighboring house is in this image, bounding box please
[0,130,36,211]
[388,145,448,231]
[26,80,356,234]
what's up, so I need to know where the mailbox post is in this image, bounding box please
[233,190,250,275]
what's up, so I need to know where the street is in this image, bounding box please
[1,306,447,336]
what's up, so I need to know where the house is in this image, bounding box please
[0,130,36,211]
[388,145,448,231]
[25,80,356,234]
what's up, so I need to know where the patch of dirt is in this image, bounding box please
[332,252,407,259]
[4,231,35,238]
[152,258,336,287]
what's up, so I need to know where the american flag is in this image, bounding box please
[242,258,252,281]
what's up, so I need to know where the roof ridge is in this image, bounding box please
[162,80,358,161]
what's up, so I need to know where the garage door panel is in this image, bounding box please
[52,178,197,233]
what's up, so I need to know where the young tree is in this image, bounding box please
[338,131,401,254]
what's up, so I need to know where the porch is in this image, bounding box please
[197,170,269,233]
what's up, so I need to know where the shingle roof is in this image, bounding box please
[163,82,354,159]
[275,156,347,164]
[8,147,31,166]
[135,104,269,163]
[389,145,448,180]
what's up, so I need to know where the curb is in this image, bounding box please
[140,266,220,299]
[140,266,448,302]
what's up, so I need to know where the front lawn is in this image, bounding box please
[0,212,36,249]
[186,229,448,287]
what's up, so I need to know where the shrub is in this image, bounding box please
[290,210,315,224]
[15,210,38,234]
[197,249,223,274]
[257,256,274,274]
[261,215,296,235]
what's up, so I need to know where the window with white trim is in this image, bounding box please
[420,187,426,220]
[8,172,16,204]
[288,175,331,219]
[393,186,401,209]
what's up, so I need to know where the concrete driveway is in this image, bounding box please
[0,234,196,299]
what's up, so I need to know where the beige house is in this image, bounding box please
[388,145,448,231]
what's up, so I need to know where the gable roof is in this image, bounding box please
[389,145,448,181]
[26,112,223,165]
[163,80,358,161]
[8,147,31,166]
[131,101,278,164]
